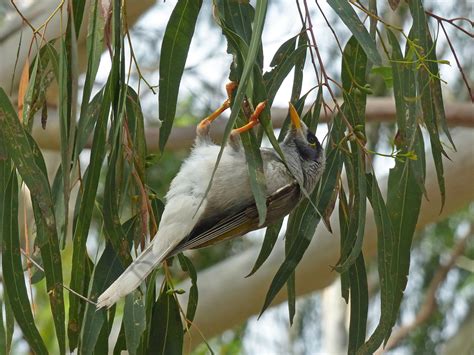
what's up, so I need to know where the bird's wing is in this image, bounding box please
[169,181,300,255]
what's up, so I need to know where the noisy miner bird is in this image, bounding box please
[97,83,325,309]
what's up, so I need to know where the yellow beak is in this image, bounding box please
[289,103,301,130]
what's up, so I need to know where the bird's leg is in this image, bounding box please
[196,82,237,137]
[231,101,267,135]
[228,100,267,151]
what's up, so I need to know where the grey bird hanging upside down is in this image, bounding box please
[96,83,325,309]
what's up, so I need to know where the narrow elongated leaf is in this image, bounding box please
[68,78,111,349]
[0,153,12,241]
[303,87,323,133]
[348,253,368,354]
[339,185,350,303]
[0,88,56,243]
[148,284,184,354]
[80,216,137,353]
[263,45,308,106]
[58,33,74,237]
[123,292,146,355]
[178,253,198,324]
[103,143,133,265]
[27,134,65,354]
[239,124,267,226]
[0,301,5,354]
[357,175,395,353]
[335,138,366,273]
[291,31,308,102]
[335,35,368,273]
[386,129,424,339]
[209,0,269,225]
[425,34,455,149]
[327,0,382,65]
[387,30,406,132]
[246,218,283,277]
[159,0,203,151]
[2,293,14,354]
[76,0,104,159]
[408,1,448,208]
[2,172,48,355]
[113,323,127,355]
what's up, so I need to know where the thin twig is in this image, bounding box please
[20,248,97,306]
[438,21,473,102]
[426,11,474,38]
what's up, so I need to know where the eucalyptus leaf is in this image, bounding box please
[159,0,203,151]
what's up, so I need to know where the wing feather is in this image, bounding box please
[170,181,300,255]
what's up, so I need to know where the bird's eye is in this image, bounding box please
[307,132,318,146]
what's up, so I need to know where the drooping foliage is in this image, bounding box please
[0,0,462,353]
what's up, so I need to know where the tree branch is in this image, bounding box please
[32,99,474,152]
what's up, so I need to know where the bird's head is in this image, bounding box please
[282,103,325,192]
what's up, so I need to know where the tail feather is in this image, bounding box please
[96,243,169,309]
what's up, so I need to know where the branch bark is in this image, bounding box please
[32,99,474,152]
[177,129,474,348]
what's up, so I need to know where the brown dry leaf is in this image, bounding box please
[18,59,30,122]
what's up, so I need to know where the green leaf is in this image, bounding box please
[217,0,268,226]
[0,153,12,243]
[357,174,395,353]
[124,292,146,355]
[27,134,66,354]
[76,0,104,159]
[338,185,350,303]
[239,121,267,226]
[348,253,368,354]
[303,87,323,133]
[385,128,424,340]
[335,133,366,273]
[80,220,132,354]
[113,323,127,355]
[264,45,308,107]
[204,0,269,225]
[327,0,382,65]
[291,31,308,102]
[0,88,56,245]
[335,36,368,273]
[3,293,14,354]
[177,253,199,324]
[159,0,203,151]
[246,218,283,277]
[371,66,393,88]
[148,284,184,355]
[408,1,448,208]
[285,212,297,325]
[2,172,48,355]
[68,77,111,350]
[387,30,407,132]
[0,301,5,354]
[103,140,133,266]
[217,0,261,80]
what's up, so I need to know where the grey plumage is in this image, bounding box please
[96,104,325,309]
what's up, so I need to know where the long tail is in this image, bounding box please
[96,242,169,309]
